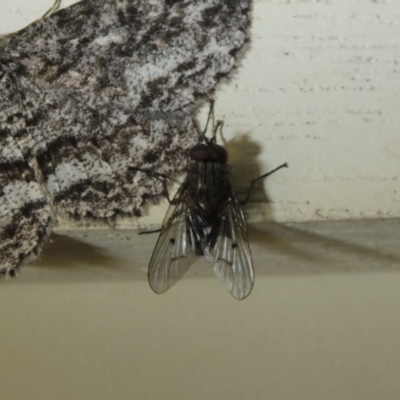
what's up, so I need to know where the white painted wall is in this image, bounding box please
[1,0,400,223]
[217,0,400,222]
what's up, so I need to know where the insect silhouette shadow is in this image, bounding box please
[23,232,146,283]
[223,132,271,204]
[223,134,400,278]
[18,132,400,283]
[248,219,400,277]
[20,220,400,284]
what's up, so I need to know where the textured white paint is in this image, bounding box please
[0,0,78,34]
[1,0,400,223]
[212,0,400,222]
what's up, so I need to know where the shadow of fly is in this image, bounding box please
[144,101,288,300]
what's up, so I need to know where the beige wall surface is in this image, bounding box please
[0,221,400,400]
[2,272,400,400]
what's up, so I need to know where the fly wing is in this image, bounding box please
[148,186,199,294]
[205,191,254,300]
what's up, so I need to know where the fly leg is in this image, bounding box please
[151,172,173,204]
[128,167,173,203]
[241,163,288,205]
[128,167,172,235]
[139,228,162,235]
[200,99,215,142]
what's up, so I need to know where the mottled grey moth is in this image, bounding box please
[0,0,251,276]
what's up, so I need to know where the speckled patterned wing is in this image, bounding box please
[0,0,250,274]
[6,0,250,111]
[148,185,199,294]
[205,190,254,300]
[0,66,53,277]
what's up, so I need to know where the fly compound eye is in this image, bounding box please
[189,143,228,163]
[208,143,228,163]
[189,144,210,161]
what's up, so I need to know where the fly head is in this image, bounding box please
[189,142,228,163]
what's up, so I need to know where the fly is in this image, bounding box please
[146,102,288,299]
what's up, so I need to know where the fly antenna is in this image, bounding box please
[200,99,215,143]
[211,119,224,143]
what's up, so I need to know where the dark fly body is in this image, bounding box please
[147,105,288,300]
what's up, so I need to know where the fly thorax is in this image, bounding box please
[187,161,230,217]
